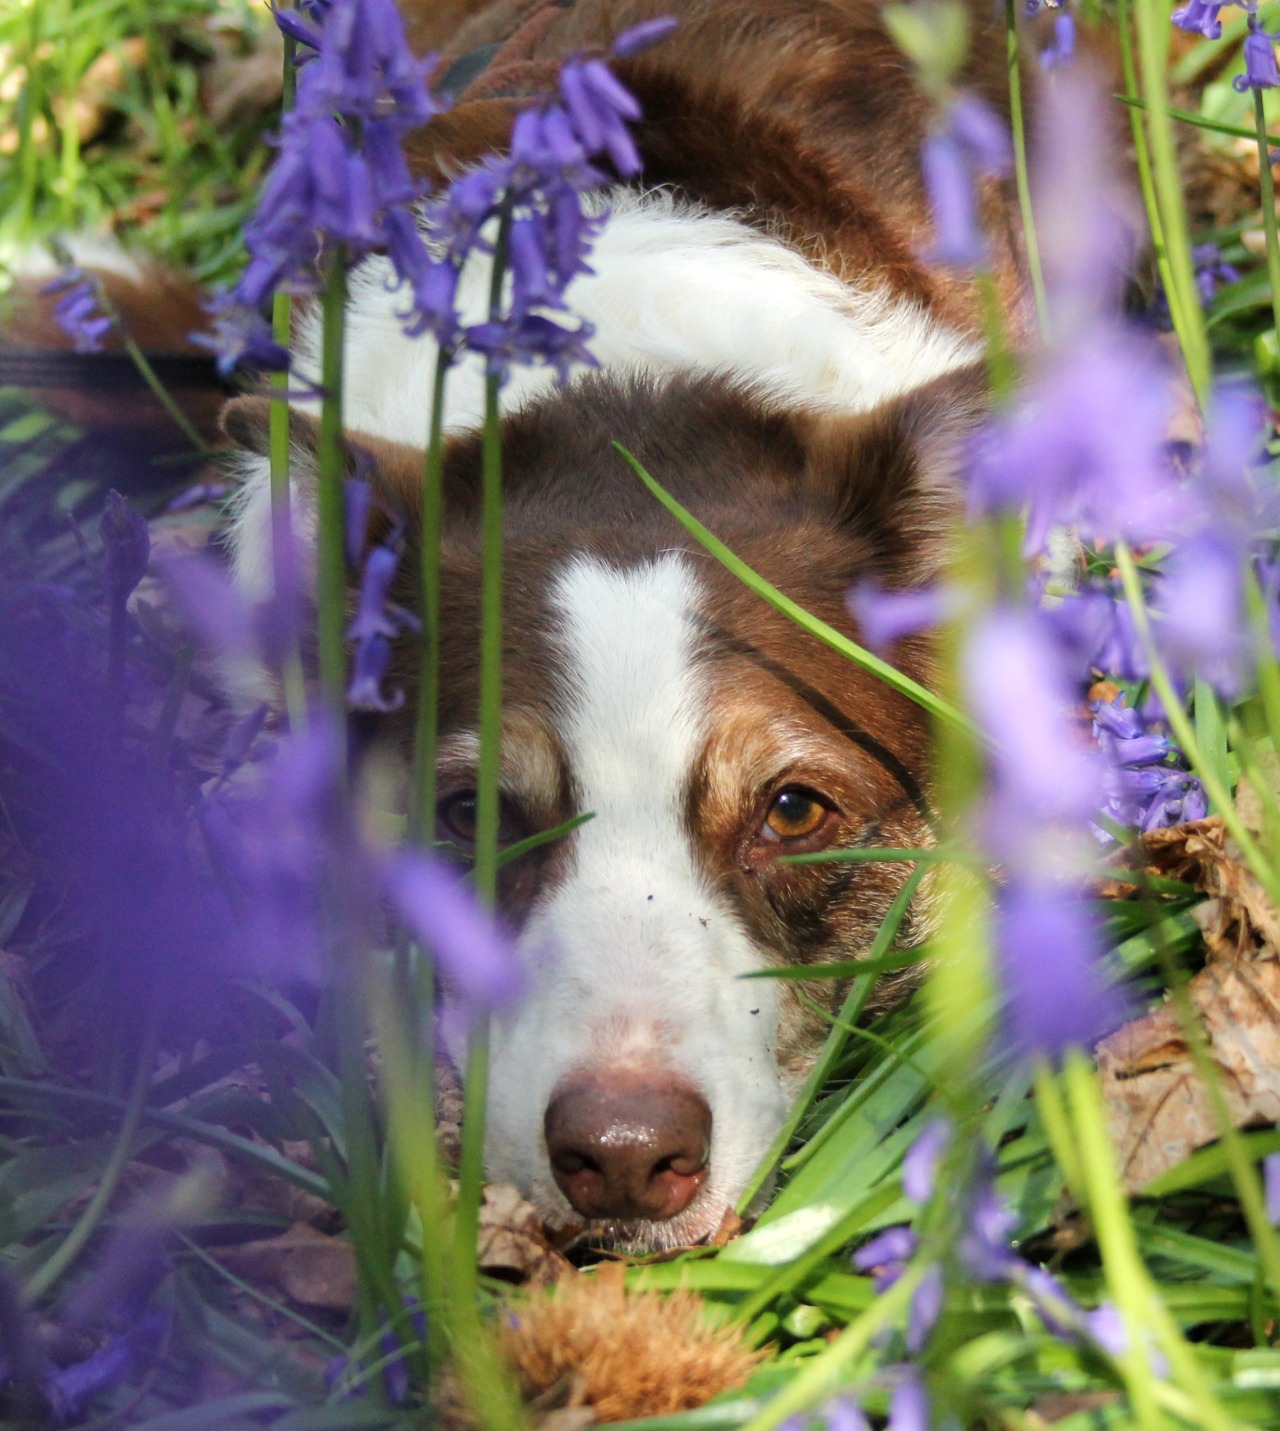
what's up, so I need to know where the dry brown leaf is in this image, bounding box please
[1109,815,1280,961]
[215,1221,357,1311]
[1097,959,1280,1191]
[477,1183,574,1287]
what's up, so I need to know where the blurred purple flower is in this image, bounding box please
[383,850,523,1010]
[1192,242,1241,306]
[921,94,1012,269]
[44,1312,167,1425]
[887,1371,930,1431]
[903,1117,951,1204]
[963,607,1104,872]
[967,325,1179,556]
[994,880,1122,1060]
[847,581,961,653]
[1173,0,1225,38]
[851,1225,918,1290]
[191,293,290,378]
[612,17,679,57]
[906,1264,943,1354]
[1265,1152,1280,1225]
[1235,15,1280,90]
[1041,10,1076,68]
[42,268,113,352]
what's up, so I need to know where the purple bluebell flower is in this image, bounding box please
[190,293,290,378]
[466,313,598,384]
[921,95,1012,270]
[558,57,644,176]
[847,581,961,653]
[967,325,1180,556]
[44,1313,167,1424]
[1039,586,1150,688]
[42,268,113,352]
[1173,0,1226,39]
[1040,10,1076,68]
[1236,14,1280,91]
[887,1370,930,1431]
[1192,243,1241,306]
[994,880,1122,1059]
[906,1264,944,1354]
[852,1225,918,1289]
[203,0,438,372]
[963,607,1104,873]
[382,850,523,1009]
[611,17,679,57]
[346,541,419,713]
[1093,695,1206,832]
[903,1117,951,1203]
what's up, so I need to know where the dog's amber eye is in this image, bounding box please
[763,788,828,841]
[437,791,524,849]
[438,791,479,845]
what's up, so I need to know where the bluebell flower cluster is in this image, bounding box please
[404,19,673,376]
[203,0,439,375]
[42,268,113,352]
[1093,696,1207,833]
[1172,0,1280,94]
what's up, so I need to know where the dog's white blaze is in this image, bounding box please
[230,191,977,596]
[465,554,789,1245]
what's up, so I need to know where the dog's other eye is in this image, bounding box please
[436,791,525,849]
[762,787,830,841]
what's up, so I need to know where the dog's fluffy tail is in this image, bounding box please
[2,235,228,450]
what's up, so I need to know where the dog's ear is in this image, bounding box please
[800,362,990,585]
[220,395,425,515]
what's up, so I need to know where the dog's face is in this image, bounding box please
[225,365,981,1250]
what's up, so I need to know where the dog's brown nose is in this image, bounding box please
[544,1072,712,1222]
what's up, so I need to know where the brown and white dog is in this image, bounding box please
[230,0,1034,1250]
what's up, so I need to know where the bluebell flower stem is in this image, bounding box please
[1130,0,1212,403]
[1244,565,1280,758]
[1251,87,1280,340]
[316,252,350,714]
[1114,541,1278,892]
[1005,0,1051,338]
[412,353,450,841]
[24,1010,158,1302]
[455,217,511,1332]
[270,288,308,729]
[1117,0,1186,343]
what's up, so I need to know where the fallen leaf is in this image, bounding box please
[215,1221,357,1311]
[1097,959,1280,1191]
[477,1183,574,1287]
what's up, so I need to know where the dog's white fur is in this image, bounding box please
[230,190,979,597]
[465,554,789,1243]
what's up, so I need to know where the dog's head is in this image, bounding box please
[223,366,985,1250]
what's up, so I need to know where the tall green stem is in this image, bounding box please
[1131,0,1212,402]
[454,218,510,1321]
[412,353,451,840]
[316,253,349,714]
[1004,0,1050,338]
